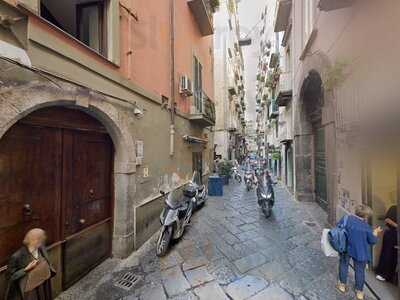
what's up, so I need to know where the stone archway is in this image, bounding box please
[294,52,337,223]
[0,80,137,258]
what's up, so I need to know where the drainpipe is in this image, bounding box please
[169,0,176,156]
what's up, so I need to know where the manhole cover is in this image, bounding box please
[114,272,142,291]
[304,221,317,227]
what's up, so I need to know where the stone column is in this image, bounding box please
[294,134,314,202]
[293,98,314,202]
[112,167,136,258]
[325,120,337,224]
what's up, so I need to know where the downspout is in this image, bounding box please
[169,0,176,156]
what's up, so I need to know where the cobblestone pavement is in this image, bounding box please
[58,182,377,300]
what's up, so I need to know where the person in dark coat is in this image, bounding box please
[376,205,398,283]
[5,229,56,300]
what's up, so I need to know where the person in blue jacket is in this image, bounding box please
[336,205,383,300]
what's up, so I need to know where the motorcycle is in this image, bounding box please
[256,172,275,218]
[244,170,254,191]
[232,167,242,183]
[189,171,207,209]
[156,186,195,256]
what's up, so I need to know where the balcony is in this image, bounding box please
[274,0,292,33]
[278,121,292,143]
[269,53,279,68]
[276,72,292,106]
[187,0,214,36]
[269,101,279,119]
[190,93,216,127]
[318,0,354,11]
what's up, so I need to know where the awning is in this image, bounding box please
[183,135,208,144]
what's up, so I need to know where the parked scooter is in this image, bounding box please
[156,186,195,256]
[232,166,242,183]
[189,171,207,209]
[256,171,275,218]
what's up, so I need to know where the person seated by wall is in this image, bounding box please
[375,205,398,284]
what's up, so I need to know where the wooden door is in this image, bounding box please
[193,152,203,183]
[63,130,112,237]
[0,107,113,289]
[314,127,328,210]
[0,124,62,266]
[62,129,112,288]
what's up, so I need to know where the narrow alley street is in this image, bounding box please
[58,182,376,300]
[1,2,400,300]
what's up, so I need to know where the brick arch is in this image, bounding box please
[0,83,137,258]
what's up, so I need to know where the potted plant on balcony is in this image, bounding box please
[218,160,233,185]
[209,0,220,13]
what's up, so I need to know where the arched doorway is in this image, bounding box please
[298,70,328,209]
[0,106,114,289]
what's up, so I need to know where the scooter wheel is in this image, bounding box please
[156,227,172,257]
[262,203,272,218]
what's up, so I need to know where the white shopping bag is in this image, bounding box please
[321,228,338,257]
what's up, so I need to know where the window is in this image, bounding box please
[193,56,203,112]
[40,0,107,55]
[77,2,104,53]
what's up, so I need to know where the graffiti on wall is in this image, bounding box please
[338,188,356,212]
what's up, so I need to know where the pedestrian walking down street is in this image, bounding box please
[336,205,383,300]
[375,205,398,283]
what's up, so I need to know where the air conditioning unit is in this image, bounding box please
[179,75,193,97]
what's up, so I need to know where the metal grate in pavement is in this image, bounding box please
[114,272,142,291]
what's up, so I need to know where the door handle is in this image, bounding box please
[23,204,32,216]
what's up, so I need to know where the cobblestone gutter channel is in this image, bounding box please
[58,183,377,300]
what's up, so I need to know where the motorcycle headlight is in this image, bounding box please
[267,193,272,199]
[260,193,267,198]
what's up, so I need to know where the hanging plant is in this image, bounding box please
[323,59,349,92]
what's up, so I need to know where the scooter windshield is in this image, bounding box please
[166,189,183,209]
[191,171,201,185]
